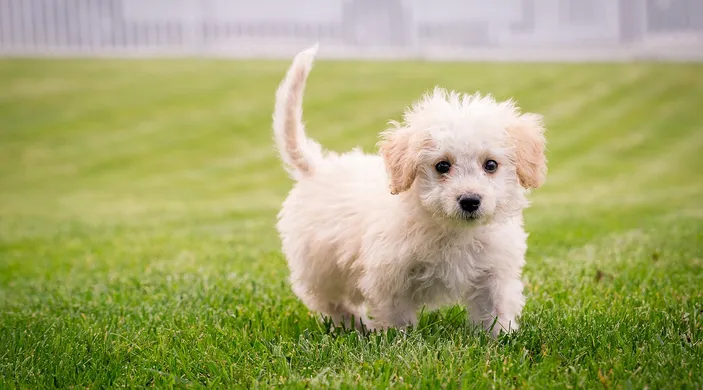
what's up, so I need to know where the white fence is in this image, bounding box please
[1,0,702,61]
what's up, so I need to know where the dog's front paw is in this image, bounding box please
[359,300,418,333]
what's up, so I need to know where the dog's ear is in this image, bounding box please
[507,113,547,189]
[379,127,429,195]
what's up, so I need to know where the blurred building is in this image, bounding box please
[0,0,701,60]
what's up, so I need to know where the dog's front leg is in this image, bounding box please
[360,298,418,332]
[358,280,417,331]
[466,277,525,337]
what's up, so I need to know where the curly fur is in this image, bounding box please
[272,45,547,336]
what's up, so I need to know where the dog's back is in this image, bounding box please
[272,46,401,320]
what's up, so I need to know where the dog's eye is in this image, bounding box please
[483,159,498,173]
[435,161,451,174]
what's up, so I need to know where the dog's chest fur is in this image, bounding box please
[398,229,493,307]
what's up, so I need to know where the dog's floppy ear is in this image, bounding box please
[507,113,547,189]
[379,127,429,195]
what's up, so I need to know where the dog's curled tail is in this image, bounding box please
[273,44,323,180]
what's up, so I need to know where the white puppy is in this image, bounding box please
[273,45,547,336]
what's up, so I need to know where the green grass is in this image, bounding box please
[1,57,702,389]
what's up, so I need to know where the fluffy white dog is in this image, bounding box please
[273,45,547,336]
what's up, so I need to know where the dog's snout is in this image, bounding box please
[458,194,482,212]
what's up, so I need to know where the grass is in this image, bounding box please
[0,57,702,388]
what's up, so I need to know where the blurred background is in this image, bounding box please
[1,2,703,387]
[0,0,702,230]
[1,0,702,60]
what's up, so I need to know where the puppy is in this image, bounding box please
[273,45,547,336]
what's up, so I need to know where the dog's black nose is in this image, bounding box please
[458,194,482,212]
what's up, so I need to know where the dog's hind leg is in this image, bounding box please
[290,278,364,330]
[321,302,367,332]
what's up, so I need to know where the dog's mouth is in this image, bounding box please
[459,210,483,222]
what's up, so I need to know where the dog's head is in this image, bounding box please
[378,87,547,224]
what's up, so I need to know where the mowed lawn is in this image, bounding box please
[0,57,702,388]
